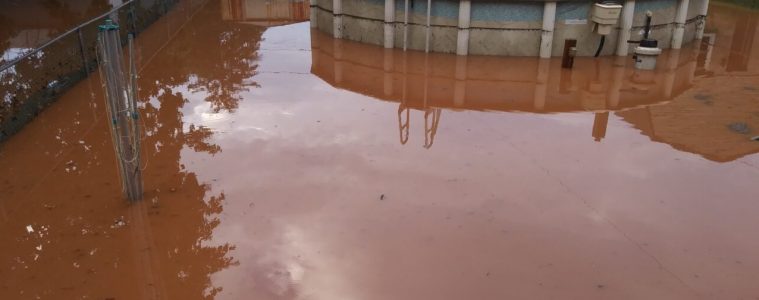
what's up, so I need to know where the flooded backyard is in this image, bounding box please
[1,0,759,299]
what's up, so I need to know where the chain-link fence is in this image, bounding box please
[0,0,183,143]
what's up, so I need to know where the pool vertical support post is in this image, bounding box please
[671,0,689,49]
[383,49,394,95]
[534,58,550,110]
[425,0,432,52]
[403,0,409,50]
[77,28,90,75]
[540,1,557,58]
[456,0,471,55]
[310,0,318,28]
[695,0,709,39]
[663,49,680,97]
[453,56,467,105]
[616,0,635,56]
[384,0,395,48]
[333,0,343,39]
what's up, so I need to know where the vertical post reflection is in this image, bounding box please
[423,53,441,148]
[398,51,410,144]
[534,58,550,110]
[333,38,343,84]
[592,112,610,142]
[129,201,166,300]
[663,49,680,98]
[608,56,627,109]
[383,48,394,96]
[454,55,467,107]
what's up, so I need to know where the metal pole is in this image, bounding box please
[128,33,143,198]
[695,0,709,39]
[310,0,318,28]
[403,0,409,51]
[97,19,143,201]
[77,28,90,75]
[616,0,635,56]
[456,0,471,55]
[540,1,557,58]
[425,0,431,52]
[334,0,343,38]
[671,0,690,49]
[384,0,395,48]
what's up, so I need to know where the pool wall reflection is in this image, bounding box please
[310,21,759,161]
[311,29,697,114]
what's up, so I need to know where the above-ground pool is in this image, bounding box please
[311,0,709,56]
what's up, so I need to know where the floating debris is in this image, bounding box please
[110,217,127,229]
[177,270,189,280]
[26,225,34,233]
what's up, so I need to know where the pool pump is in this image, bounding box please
[591,1,623,57]
[591,1,623,35]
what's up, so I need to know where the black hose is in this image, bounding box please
[594,35,606,57]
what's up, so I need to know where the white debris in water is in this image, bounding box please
[73,262,80,268]
[111,217,127,229]
[178,270,189,280]
[26,225,34,233]
[89,248,98,256]
[35,245,42,251]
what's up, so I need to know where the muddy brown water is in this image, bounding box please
[1,0,759,299]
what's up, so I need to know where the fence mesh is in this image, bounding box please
[0,0,182,142]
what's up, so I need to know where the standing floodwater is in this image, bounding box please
[1,0,759,299]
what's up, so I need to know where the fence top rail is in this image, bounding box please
[0,0,135,73]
